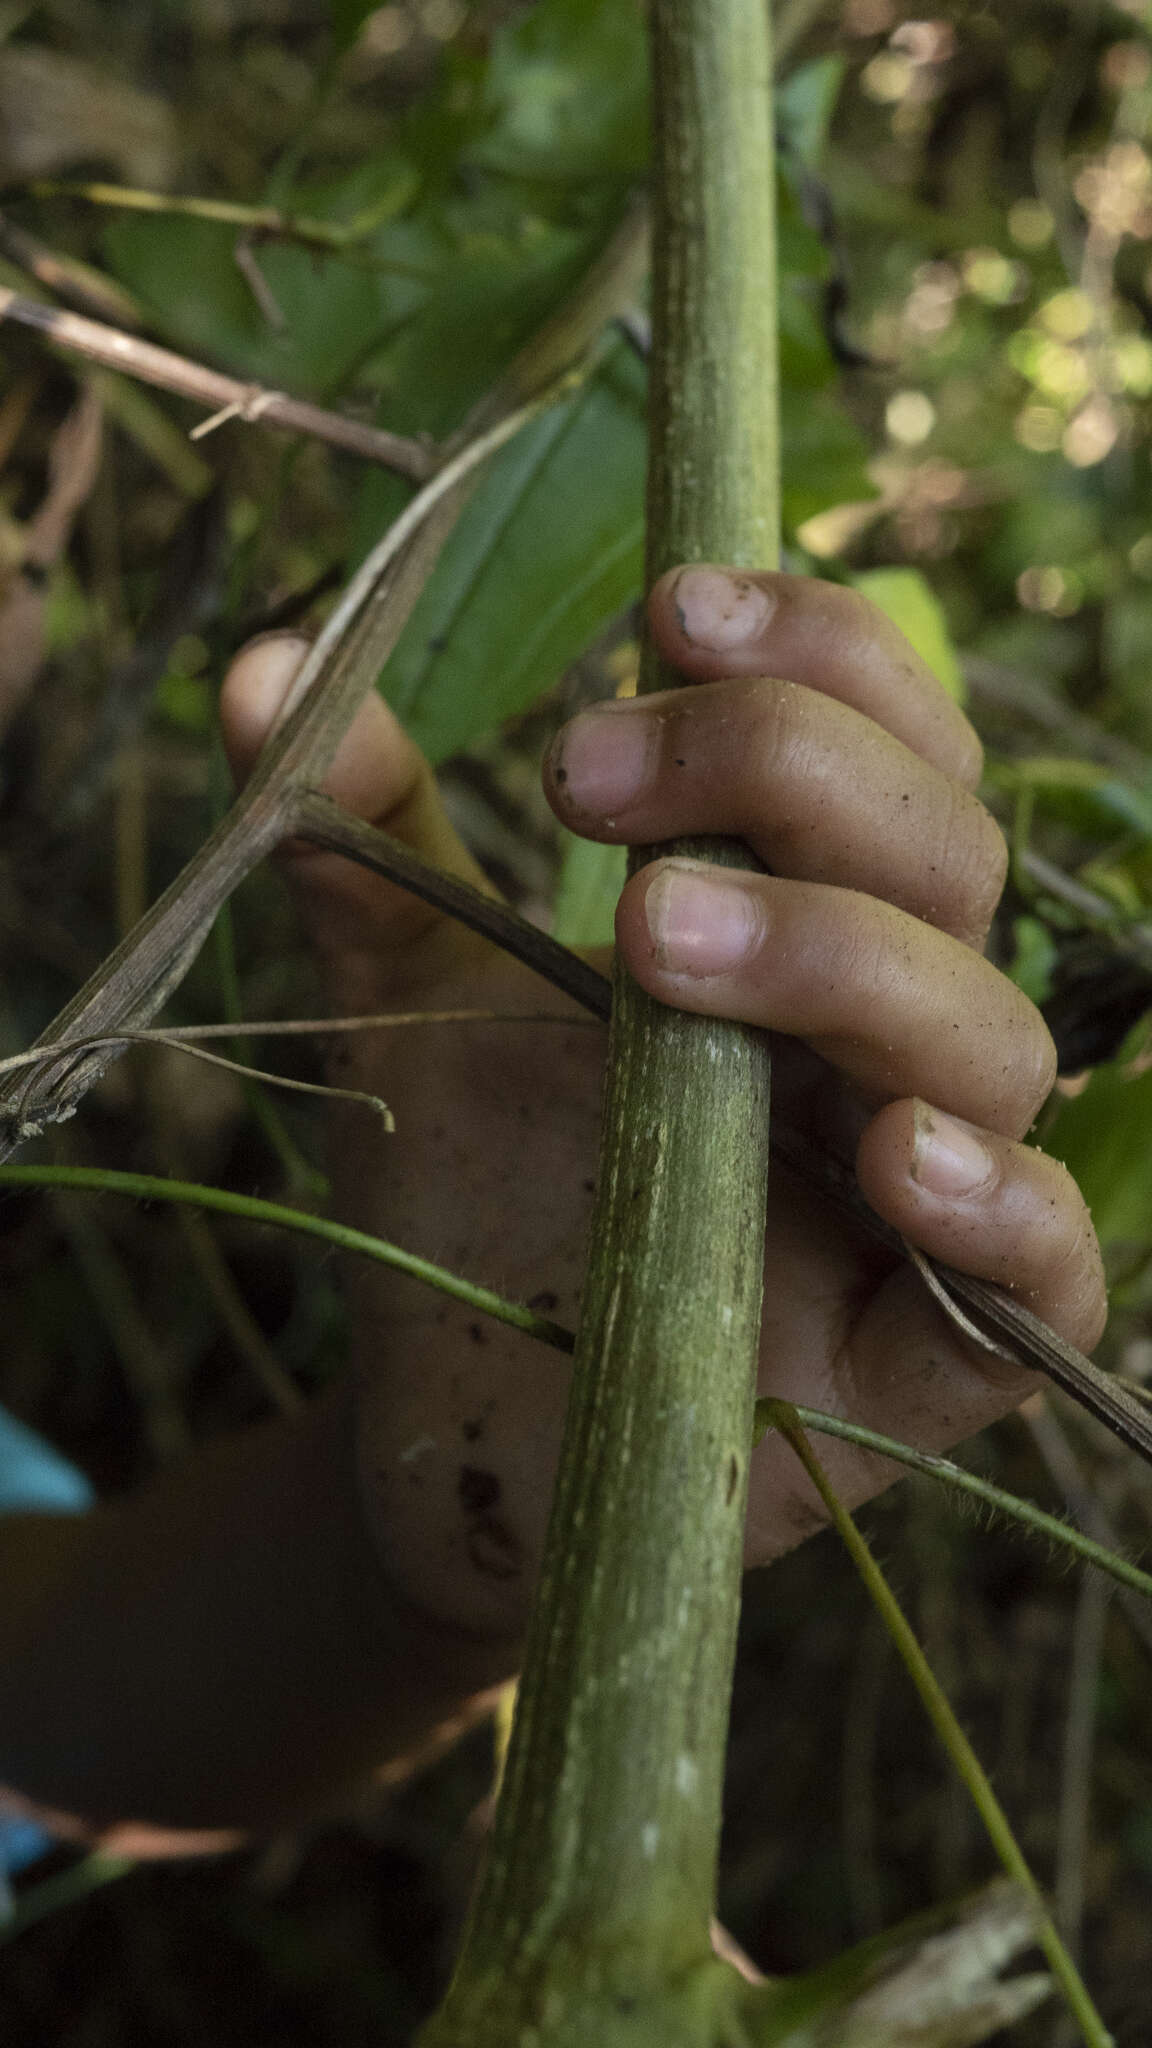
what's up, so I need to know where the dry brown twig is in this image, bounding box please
[0,206,143,326]
[0,204,650,1145]
[0,287,433,479]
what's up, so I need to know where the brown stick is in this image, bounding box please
[289,791,611,1020]
[0,208,650,1149]
[0,209,141,325]
[0,398,541,1152]
[0,287,432,479]
[2,188,1132,1474]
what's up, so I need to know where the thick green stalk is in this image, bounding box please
[420,3,778,2042]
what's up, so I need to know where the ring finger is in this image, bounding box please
[615,859,1057,1136]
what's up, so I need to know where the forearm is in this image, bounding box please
[0,1384,516,1850]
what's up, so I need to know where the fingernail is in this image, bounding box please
[911,1102,997,1197]
[241,629,314,658]
[226,633,313,726]
[645,861,763,976]
[673,567,776,651]
[549,704,657,815]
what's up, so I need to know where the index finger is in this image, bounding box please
[648,566,983,788]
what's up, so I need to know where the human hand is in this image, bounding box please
[221,570,1105,1638]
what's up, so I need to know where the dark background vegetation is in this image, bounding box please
[1,0,1152,2040]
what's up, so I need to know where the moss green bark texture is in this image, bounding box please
[419,1,779,2039]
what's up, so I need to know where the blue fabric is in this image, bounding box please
[0,1406,92,1876]
[0,1408,92,1516]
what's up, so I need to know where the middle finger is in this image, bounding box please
[545,678,1007,947]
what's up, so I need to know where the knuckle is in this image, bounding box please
[954,719,985,789]
[831,583,888,642]
[944,794,1008,942]
[700,678,815,823]
[753,677,814,774]
[1043,1178,1093,1274]
[1076,1277,1110,1353]
[1005,1003,1058,1133]
[1034,1169,1108,1347]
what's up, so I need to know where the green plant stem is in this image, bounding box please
[0,1166,573,1353]
[32,181,434,276]
[756,1402,1152,1603]
[766,1401,1114,2048]
[420,4,778,2042]
[22,1146,1152,1604]
[1,1854,133,1942]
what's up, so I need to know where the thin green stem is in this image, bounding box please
[754,1402,1152,1603]
[1,1854,133,1942]
[0,1166,574,1354]
[764,1400,1114,2048]
[32,181,435,277]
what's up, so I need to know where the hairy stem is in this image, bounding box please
[758,1404,1152,1604]
[770,1404,1113,2048]
[0,1165,573,1351]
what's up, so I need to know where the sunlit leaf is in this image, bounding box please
[1046,1061,1152,1248]
[553,835,626,949]
[854,567,964,700]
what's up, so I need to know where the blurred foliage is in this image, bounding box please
[1,0,1152,2043]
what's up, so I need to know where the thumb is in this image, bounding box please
[219,634,496,1009]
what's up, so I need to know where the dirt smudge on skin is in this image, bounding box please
[458,1467,500,1515]
[458,1465,523,1580]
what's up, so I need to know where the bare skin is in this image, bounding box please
[224,565,1104,1618]
[0,567,1105,1843]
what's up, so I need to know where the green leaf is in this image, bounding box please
[1046,1062,1152,1248]
[776,172,843,394]
[782,388,874,529]
[474,0,648,182]
[364,223,596,436]
[991,755,1152,840]
[553,835,626,949]
[103,213,403,395]
[376,341,646,764]
[1006,914,1058,1003]
[853,568,964,701]
[777,57,847,169]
